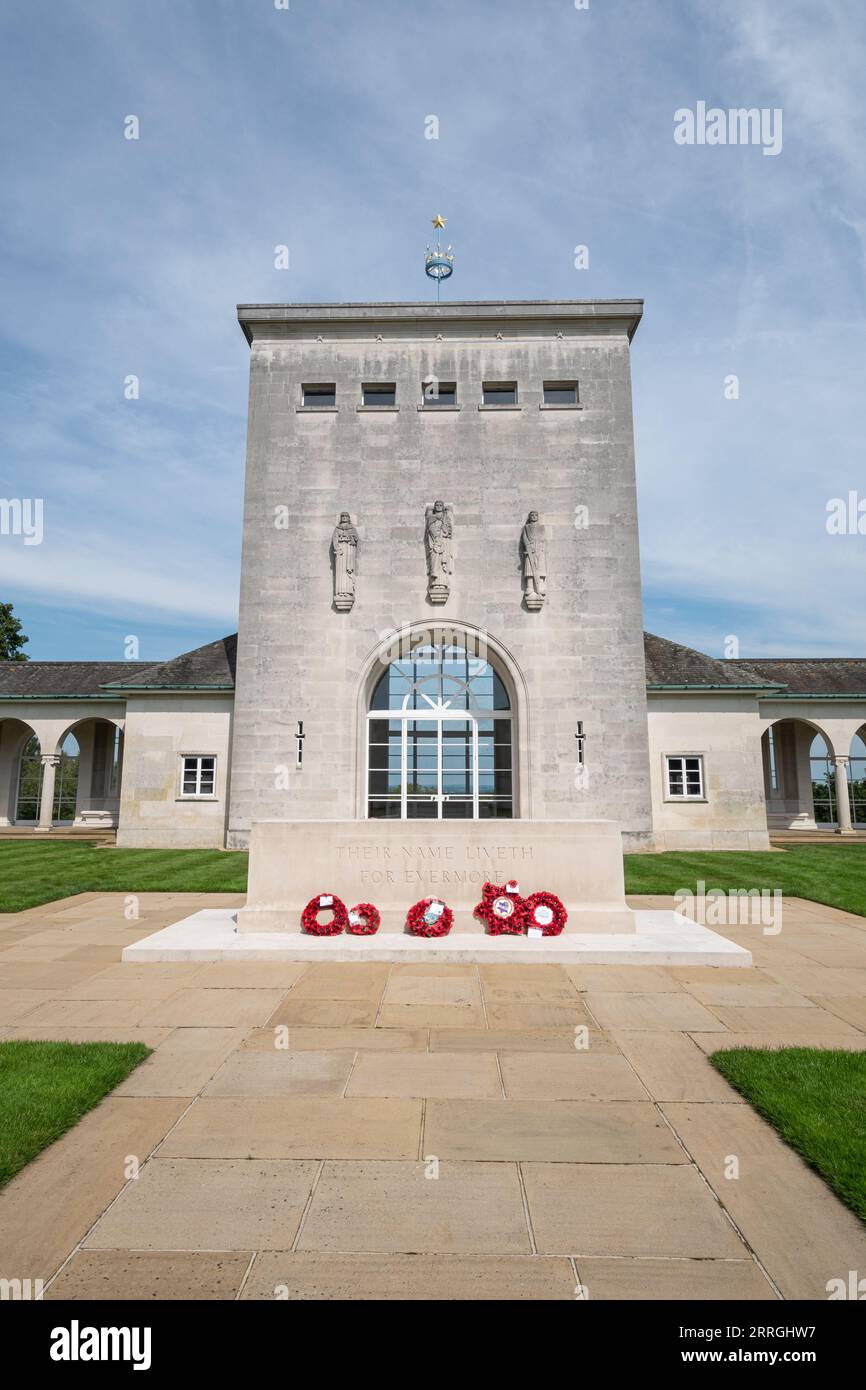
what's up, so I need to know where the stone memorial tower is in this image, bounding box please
[228,295,653,863]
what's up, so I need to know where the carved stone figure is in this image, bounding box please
[425,500,453,604]
[521,510,547,610]
[331,511,358,611]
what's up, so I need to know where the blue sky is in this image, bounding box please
[1,0,863,662]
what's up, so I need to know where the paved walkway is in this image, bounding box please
[1,891,865,1301]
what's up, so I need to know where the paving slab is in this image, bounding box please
[289,971,389,1003]
[347,1052,502,1099]
[584,993,728,1032]
[523,1163,746,1258]
[0,961,108,990]
[425,1099,686,1163]
[0,988,56,1023]
[58,967,196,1001]
[376,1003,486,1029]
[612,1031,743,1103]
[662,1102,866,1299]
[203,1049,355,1097]
[242,1251,575,1300]
[667,965,776,986]
[114,1029,248,1097]
[576,1256,776,1301]
[298,1160,530,1255]
[143,988,288,1028]
[690,1031,866,1054]
[266,997,380,1028]
[241,1025,428,1052]
[0,1098,185,1281]
[681,982,816,1008]
[85,1158,317,1252]
[499,1051,648,1101]
[478,966,578,1002]
[812,995,866,1029]
[0,1024,173,1046]
[789,941,866,969]
[46,1250,252,1300]
[191,962,308,989]
[764,965,866,998]
[484,1000,591,1030]
[18,998,157,1028]
[430,1027,607,1052]
[706,1004,861,1036]
[160,1096,422,1159]
[567,965,683,993]
[384,972,481,1007]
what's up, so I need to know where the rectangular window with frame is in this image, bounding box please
[180,755,217,799]
[301,384,336,407]
[362,382,396,407]
[543,380,579,405]
[665,754,704,800]
[482,381,517,407]
[421,380,457,407]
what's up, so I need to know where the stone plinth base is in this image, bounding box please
[122,908,752,966]
[237,818,635,936]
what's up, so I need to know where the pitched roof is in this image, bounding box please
[725,657,866,697]
[643,633,773,690]
[3,632,864,702]
[0,661,153,699]
[100,634,237,691]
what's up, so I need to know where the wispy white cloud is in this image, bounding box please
[0,0,863,658]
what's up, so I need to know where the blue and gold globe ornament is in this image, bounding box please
[425,214,454,300]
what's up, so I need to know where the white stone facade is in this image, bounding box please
[2,301,864,851]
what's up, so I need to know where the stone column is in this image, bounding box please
[38,753,60,830]
[833,756,855,835]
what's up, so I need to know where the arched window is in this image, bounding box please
[14,732,80,823]
[810,731,836,824]
[367,639,513,819]
[14,735,42,822]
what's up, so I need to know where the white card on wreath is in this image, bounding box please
[319,895,333,907]
[527,926,544,938]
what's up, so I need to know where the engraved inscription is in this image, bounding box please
[335,840,533,889]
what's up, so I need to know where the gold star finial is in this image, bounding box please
[431,214,446,229]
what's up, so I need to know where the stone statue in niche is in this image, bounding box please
[425,500,453,604]
[331,511,359,611]
[521,510,547,610]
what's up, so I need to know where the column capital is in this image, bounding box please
[832,754,851,768]
[40,753,61,767]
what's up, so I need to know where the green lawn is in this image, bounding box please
[1,838,865,919]
[0,840,248,912]
[624,843,866,920]
[0,1040,151,1187]
[710,1048,866,1224]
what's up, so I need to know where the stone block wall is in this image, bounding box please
[228,302,653,848]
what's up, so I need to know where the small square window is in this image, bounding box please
[665,755,704,800]
[482,382,517,406]
[362,383,396,407]
[421,380,456,407]
[543,381,579,405]
[302,384,336,407]
[180,755,218,799]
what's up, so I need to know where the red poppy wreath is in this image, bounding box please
[406,897,454,938]
[523,890,568,937]
[300,893,349,936]
[474,880,527,935]
[346,902,381,936]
